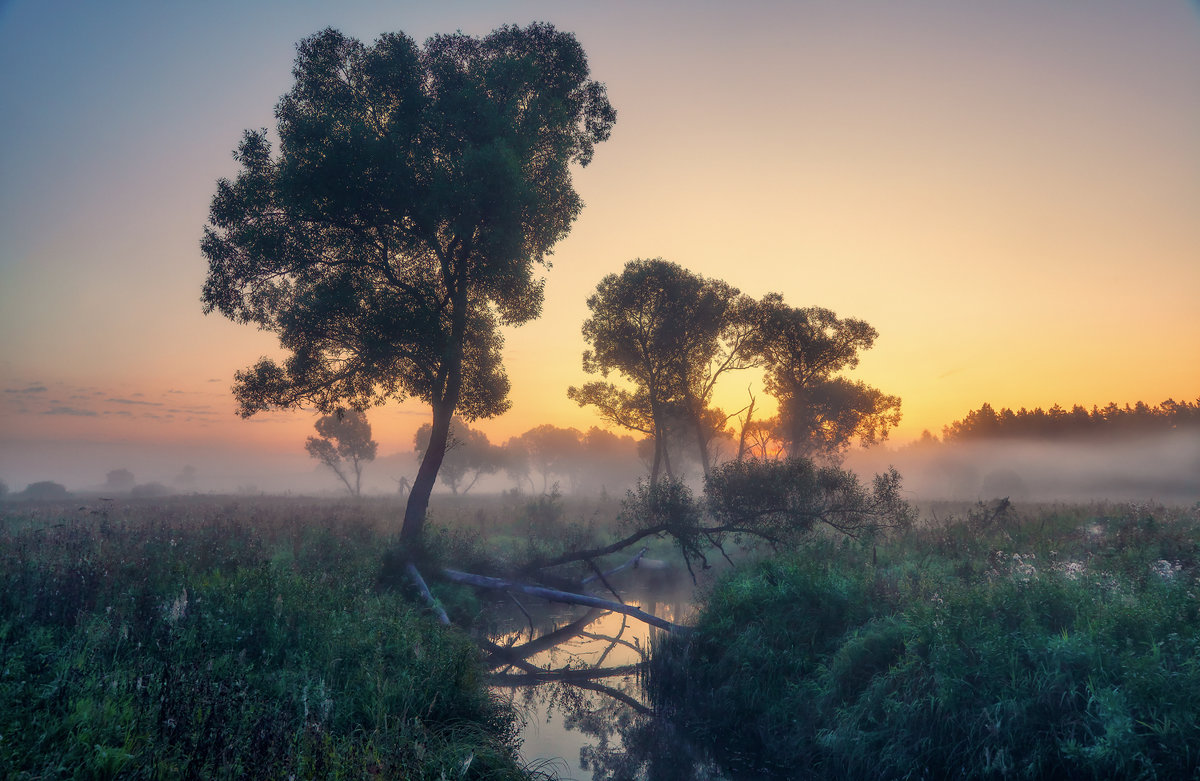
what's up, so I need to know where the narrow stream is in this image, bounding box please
[485,567,732,780]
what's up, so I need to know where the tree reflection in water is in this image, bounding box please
[485,583,734,781]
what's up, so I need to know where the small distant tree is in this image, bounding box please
[104,469,136,493]
[511,424,584,492]
[414,416,500,495]
[499,438,535,492]
[305,409,378,495]
[0,479,8,500]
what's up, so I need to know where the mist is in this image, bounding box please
[845,430,1200,504]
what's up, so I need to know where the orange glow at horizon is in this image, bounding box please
[1,1,1197,485]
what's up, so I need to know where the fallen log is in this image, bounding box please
[406,563,450,625]
[442,568,685,633]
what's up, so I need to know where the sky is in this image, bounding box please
[1,0,1198,490]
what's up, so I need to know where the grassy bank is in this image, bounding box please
[0,496,535,780]
[648,502,1200,779]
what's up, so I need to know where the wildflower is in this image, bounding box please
[1150,560,1182,581]
[165,588,189,623]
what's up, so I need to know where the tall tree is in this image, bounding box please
[568,259,755,481]
[201,24,614,540]
[749,294,900,458]
[305,409,378,495]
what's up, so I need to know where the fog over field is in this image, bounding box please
[5,429,1196,505]
[845,431,1200,504]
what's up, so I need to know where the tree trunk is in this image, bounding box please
[400,285,468,540]
[693,413,711,477]
[402,400,453,538]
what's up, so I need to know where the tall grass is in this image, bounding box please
[648,502,1200,779]
[0,496,536,780]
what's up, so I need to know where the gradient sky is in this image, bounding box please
[2,0,1198,489]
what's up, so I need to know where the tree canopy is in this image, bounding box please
[201,24,614,538]
[570,260,900,477]
[748,294,901,458]
[940,398,1200,442]
[568,259,757,481]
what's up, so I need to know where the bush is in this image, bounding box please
[649,504,1200,779]
[17,480,70,501]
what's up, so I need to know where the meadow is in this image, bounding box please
[0,495,545,780]
[3,491,1198,779]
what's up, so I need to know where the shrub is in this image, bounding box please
[650,504,1200,779]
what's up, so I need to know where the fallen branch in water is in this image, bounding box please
[489,663,642,684]
[484,608,605,665]
[580,545,649,588]
[443,569,685,633]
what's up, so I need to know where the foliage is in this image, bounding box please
[704,457,914,542]
[570,261,902,480]
[104,469,135,492]
[200,23,614,539]
[505,424,584,492]
[648,502,1200,779]
[305,408,378,495]
[524,457,914,580]
[0,497,537,780]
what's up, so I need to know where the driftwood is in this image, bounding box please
[442,568,684,632]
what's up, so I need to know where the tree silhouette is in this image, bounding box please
[569,259,756,482]
[305,409,378,495]
[509,424,584,492]
[201,24,614,540]
[748,294,900,458]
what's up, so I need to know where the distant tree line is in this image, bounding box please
[936,398,1200,443]
[414,417,641,495]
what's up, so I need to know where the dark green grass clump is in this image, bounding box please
[649,502,1200,779]
[0,497,533,780]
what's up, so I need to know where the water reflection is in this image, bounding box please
[485,571,732,780]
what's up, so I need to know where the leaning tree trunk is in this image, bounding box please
[401,289,468,540]
[402,400,453,539]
